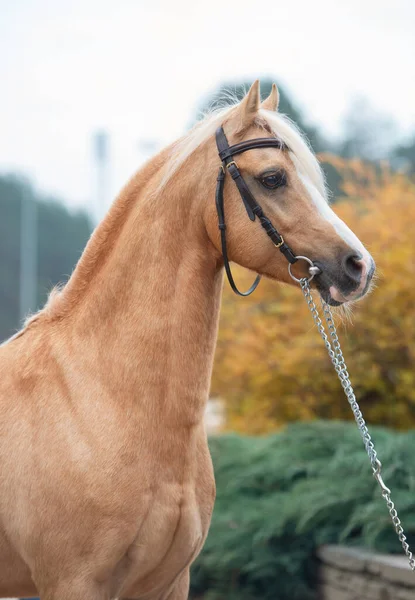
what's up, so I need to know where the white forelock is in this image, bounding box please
[259,109,327,199]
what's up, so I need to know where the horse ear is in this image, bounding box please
[261,83,279,111]
[239,80,261,123]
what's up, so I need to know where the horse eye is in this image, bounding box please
[260,171,287,189]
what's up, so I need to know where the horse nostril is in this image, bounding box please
[343,253,363,282]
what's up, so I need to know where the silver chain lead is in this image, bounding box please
[300,277,415,571]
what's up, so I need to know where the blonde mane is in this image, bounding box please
[160,102,327,199]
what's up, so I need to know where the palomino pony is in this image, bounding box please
[0,81,374,599]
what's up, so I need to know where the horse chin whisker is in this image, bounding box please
[332,301,355,327]
[330,276,376,325]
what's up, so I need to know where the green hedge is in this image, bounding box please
[190,421,415,599]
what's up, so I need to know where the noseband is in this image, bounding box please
[215,126,298,296]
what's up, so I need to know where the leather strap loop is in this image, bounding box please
[215,167,261,296]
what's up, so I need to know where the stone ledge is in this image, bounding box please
[317,545,414,600]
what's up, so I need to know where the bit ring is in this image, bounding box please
[288,256,320,283]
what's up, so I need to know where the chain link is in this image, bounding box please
[300,278,415,571]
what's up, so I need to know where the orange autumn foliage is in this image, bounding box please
[212,160,415,434]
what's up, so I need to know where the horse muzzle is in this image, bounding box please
[313,252,376,306]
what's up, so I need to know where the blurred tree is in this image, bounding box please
[0,175,92,342]
[337,97,399,161]
[392,135,415,173]
[212,161,415,433]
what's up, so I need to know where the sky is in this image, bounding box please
[0,0,414,216]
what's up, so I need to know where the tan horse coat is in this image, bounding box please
[0,82,373,599]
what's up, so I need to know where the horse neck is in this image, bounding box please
[54,147,223,423]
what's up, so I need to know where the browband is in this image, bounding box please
[218,137,286,162]
[215,126,297,296]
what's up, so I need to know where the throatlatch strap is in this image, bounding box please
[215,126,297,296]
[215,167,261,296]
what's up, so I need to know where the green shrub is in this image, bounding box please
[190,421,415,599]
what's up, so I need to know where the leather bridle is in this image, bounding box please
[215,126,298,296]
